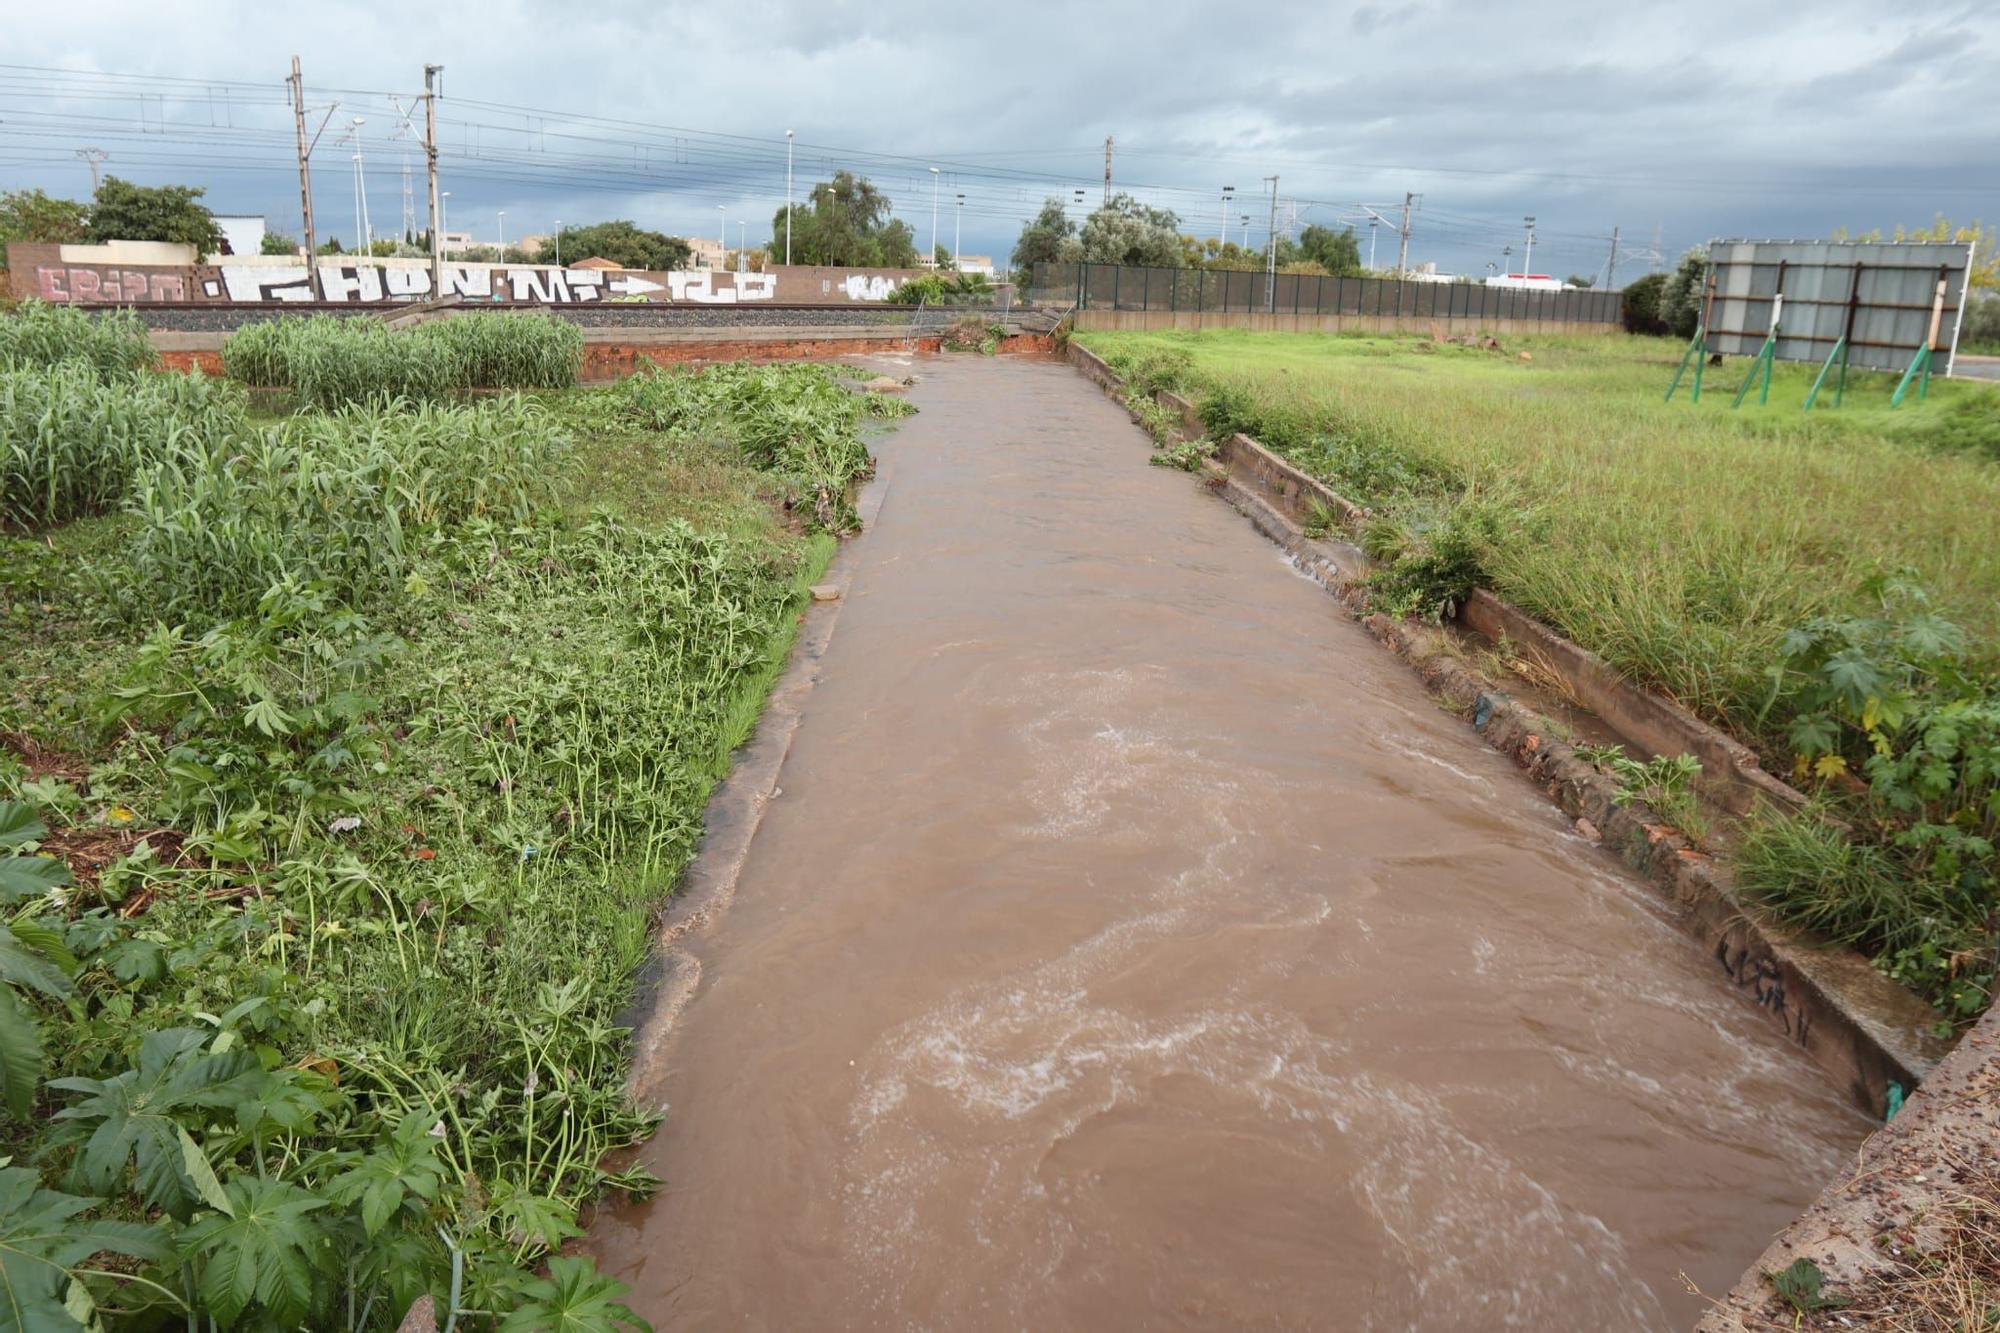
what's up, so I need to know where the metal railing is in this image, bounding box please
[1028,262,1623,325]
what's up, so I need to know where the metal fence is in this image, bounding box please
[1029,262,1623,325]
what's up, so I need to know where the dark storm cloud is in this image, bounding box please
[2,0,1993,277]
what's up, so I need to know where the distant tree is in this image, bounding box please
[260,230,299,256]
[1835,216,1997,290]
[316,236,345,255]
[1565,274,1595,289]
[1297,224,1362,276]
[1657,248,1708,340]
[533,220,691,271]
[1619,271,1669,335]
[368,238,402,258]
[771,172,919,268]
[933,243,953,270]
[0,189,89,267]
[1279,260,1331,277]
[84,176,224,255]
[1010,198,1077,280]
[1072,192,1183,267]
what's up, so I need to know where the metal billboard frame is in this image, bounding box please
[1664,239,1974,410]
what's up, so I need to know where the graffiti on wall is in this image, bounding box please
[197,264,692,304]
[34,266,188,302]
[15,253,904,307]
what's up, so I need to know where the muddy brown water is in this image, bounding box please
[590,355,1868,1330]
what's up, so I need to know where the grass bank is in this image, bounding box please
[1,302,898,1329]
[1081,326,2000,1026]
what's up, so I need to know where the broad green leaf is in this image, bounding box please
[325,1108,445,1238]
[48,1027,265,1218]
[176,1125,234,1217]
[0,855,68,903]
[0,805,43,853]
[0,927,72,1001]
[0,1165,171,1333]
[496,1256,650,1333]
[180,1177,329,1328]
[0,988,44,1120]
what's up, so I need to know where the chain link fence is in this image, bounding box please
[1028,262,1623,326]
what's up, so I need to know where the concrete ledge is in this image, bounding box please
[1698,999,2000,1329]
[1065,338,1952,1112]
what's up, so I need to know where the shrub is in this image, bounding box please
[0,299,153,378]
[1619,272,1669,335]
[622,361,875,531]
[123,397,568,620]
[1657,249,1708,340]
[1,362,246,528]
[1960,289,2000,354]
[888,271,994,305]
[222,312,582,409]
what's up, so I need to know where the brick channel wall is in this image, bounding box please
[155,333,1060,382]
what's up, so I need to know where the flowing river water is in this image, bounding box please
[590,354,1869,1329]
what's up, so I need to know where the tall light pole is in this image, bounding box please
[1240,214,1250,249]
[1221,185,1234,252]
[737,221,747,271]
[1502,245,1512,278]
[954,193,963,266]
[1522,215,1536,280]
[716,205,725,265]
[440,190,451,252]
[345,116,371,255]
[928,166,941,267]
[497,209,505,254]
[554,221,562,266]
[784,129,794,266]
[1368,217,1379,270]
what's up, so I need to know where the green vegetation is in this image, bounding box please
[533,221,691,272]
[83,176,224,257]
[222,312,583,409]
[1082,326,2000,1019]
[0,304,899,1328]
[888,270,995,305]
[770,171,919,268]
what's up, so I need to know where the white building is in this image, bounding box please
[212,215,267,256]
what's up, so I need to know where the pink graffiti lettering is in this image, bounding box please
[69,271,101,301]
[35,267,69,301]
[149,274,186,301]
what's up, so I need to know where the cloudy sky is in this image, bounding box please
[3,0,1994,280]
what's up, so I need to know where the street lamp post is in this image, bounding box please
[954,193,963,266]
[737,221,747,272]
[1502,245,1513,278]
[716,205,726,267]
[1221,185,1234,252]
[440,191,450,253]
[498,210,506,255]
[348,116,371,255]
[554,221,562,267]
[784,129,794,266]
[928,166,941,268]
[1522,215,1537,280]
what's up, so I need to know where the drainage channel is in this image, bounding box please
[587,354,1870,1330]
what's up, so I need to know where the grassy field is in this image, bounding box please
[0,304,895,1329]
[1081,326,2000,1025]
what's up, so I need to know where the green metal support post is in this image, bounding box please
[1665,327,1705,401]
[1890,344,1933,408]
[1731,335,1775,409]
[1803,336,1846,411]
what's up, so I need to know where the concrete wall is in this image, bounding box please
[1073,309,1612,336]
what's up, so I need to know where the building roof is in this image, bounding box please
[569,256,621,270]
